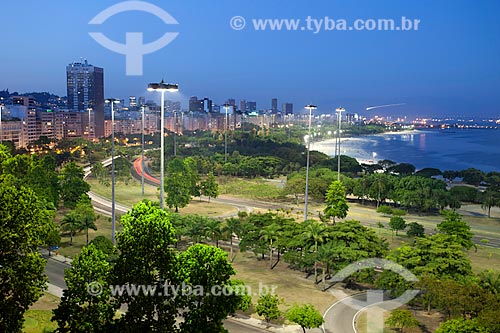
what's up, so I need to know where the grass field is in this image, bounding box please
[218,177,284,200]
[86,177,237,217]
[356,307,443,333]
[23,293,60,333]
[230,250,337,315]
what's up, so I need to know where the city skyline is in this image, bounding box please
[0,1,499,116]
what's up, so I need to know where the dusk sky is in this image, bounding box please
[1,0,499,116]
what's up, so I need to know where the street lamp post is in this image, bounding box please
[0,103,3,144]
[173,111,177,157]
[336,107,345,181]
[105,98,119,245]
[304,104,317,221]
[141,105,146,196]
[223,104,231,162]
[147,80,179,209]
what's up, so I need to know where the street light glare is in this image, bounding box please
[148,81,179,92]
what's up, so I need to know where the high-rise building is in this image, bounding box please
[239,100,246,113]
[172,101,181,113]
[282,102,293,115]
[129,96,137,108]
[189,96,204,113]
[271,98,278,113]
[66,60,105,137]
[246,101,257,112]
[203,98,213,113]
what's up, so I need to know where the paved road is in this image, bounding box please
[323,293,366,333]
[43,256,70,290]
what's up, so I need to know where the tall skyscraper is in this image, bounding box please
[66,60,105,137]
[282,102,293,115]
[239,100,246,113]
[246,101,257,112]
[189,96,204,113]
[271,98,278,113]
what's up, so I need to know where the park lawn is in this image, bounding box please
[87,177,237,218]
[356,307,443,333]
[86,177,158,207]
[177,199,237,217]
[23,293,60,333]
[231,251,337,315]
[218,177,284,200]
[469,245,500,273]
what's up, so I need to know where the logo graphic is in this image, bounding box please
[323,258,420,333]
[89,1,179,76]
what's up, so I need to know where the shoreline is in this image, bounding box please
[310,129,423,164]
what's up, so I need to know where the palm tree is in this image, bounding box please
[186,216,207,243]
[304,221,327,283]
[60,212,80,246]
[222,217,241,262]
[260,223,280,269]
[74,198,97,245]
[79,214,97,246]
[205,218,222,247]
[481,190,500,218]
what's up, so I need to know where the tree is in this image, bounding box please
[73,195,97,246]
[52,244,115,332]
[61,212,80,246]
[283,175,305,205]
[45,224,61,256]
[27,155,60,207]
[178,244,244,333]
[165,158,192,212]
[385,309,419,333]
[111,200,180,332]
[0,185,50,332]
[222,217,240,262]
[443,170,459,182]
[406,222,425,238]
[59,162,90,208]
[389,216,407,236]
[200,172,219,202]
[388,234,472,280]
[90,162,109,186]
[260,223,281,269]
[256,293,282,324]
[437,210,473,250]
[388,162,416,176]
[304,221,327,282]
[393,176,448,212]
[416,167,442,178]
[89,236,116,259]
[376,205,393,215]
[286,304,324,333]
[323,180,349,223]
[461,168,485,186]
[367,173,394,207]
[481,189,500,218]
[436,318,489,333]
[205,218,223,247]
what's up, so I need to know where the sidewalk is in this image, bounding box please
[228,315,323,333]
[40,248,73,264]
